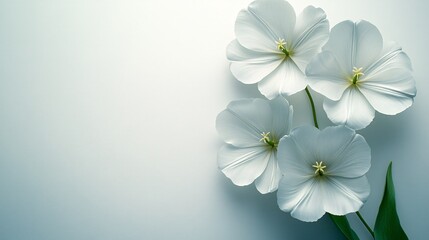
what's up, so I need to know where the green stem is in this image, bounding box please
[356,211,375,238]
[305,87,319,129]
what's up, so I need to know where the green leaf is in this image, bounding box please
[374,162,408,240]
[329,214,360,240]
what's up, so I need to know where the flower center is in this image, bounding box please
[352,67,364,84]
[275,38,290,57]
[260,132,277,148]
[312,161,327,176]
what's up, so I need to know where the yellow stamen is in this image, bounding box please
[260,132,271,142]
[312,161,327,176]
[260,132,277,148]
[275,38,287,50]
[275,38,290,56]
[352,67,364,84]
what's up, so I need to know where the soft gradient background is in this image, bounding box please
[0,0,427,239]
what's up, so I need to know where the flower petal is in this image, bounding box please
[290,6,329,72]
[277,126,319,176]
[322,20,383,74]
[277,171,311,212]
[315,126,355,162]
[227,39,282,84]
[359,42,416,115]
[359,71,415,115]
[277,175,325,222]
[270,95,293,140]
[306,51,351,101]
[258,60,307,99]
[235,0,296,52]
[227,39,281,62]
[323,176,370,215]
[353,20,384,69]
[316,126,371,178]
[234,9,276,52]
[323,87,375,130]
[230,60,283,84]
[365,41,412,74]
[216,99,272,147]
[255,152,282,194]
[247,0,296,42]
[321,20,354,73]
[218,145,272,186]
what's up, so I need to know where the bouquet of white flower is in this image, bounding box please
[216,0,416,239]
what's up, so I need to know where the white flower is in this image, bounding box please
[227,0,329,99]
[277,126,371,222]
[306,20,416,130]
[216,96,293,194]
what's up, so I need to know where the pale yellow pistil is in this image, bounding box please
[275,38,290,56]
[312,161,327,176]
[352,67,364,84]
[260,132,277,148]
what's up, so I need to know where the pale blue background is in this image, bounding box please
[0,0,427,239]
